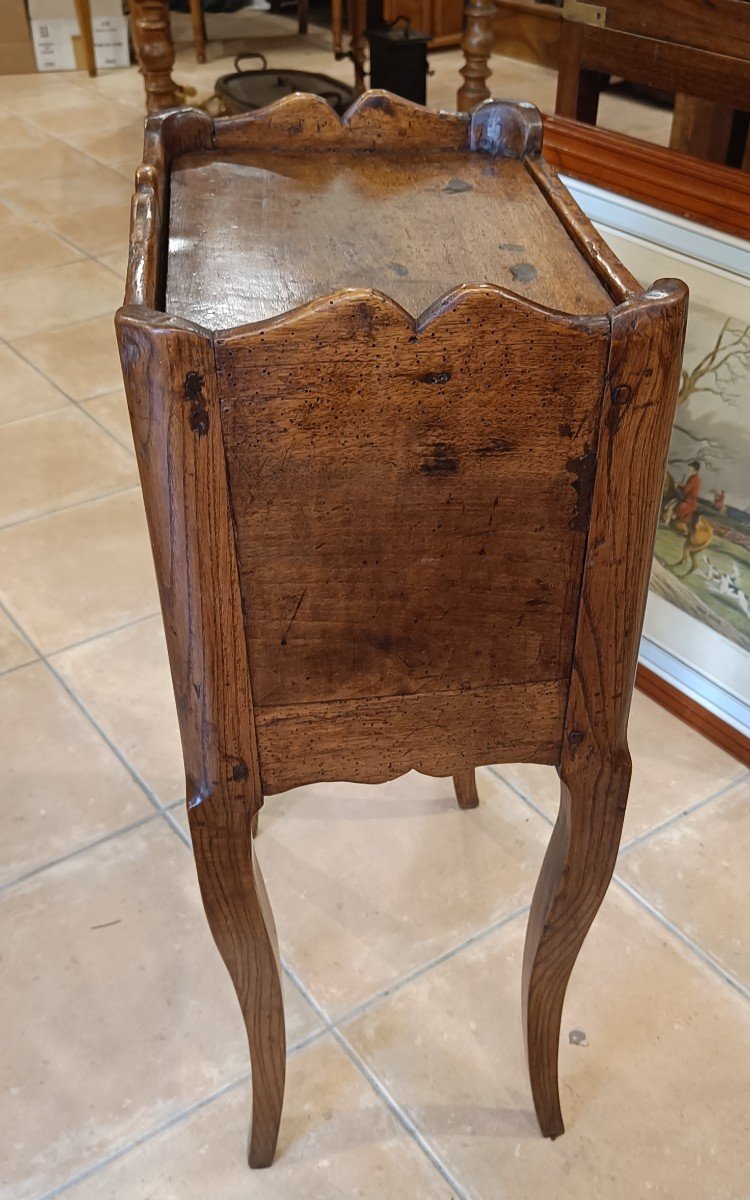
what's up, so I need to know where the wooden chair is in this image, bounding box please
[554,0,750,168]
[117,92,686,1167]
[189,0,310,64]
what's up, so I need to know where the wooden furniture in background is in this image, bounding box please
[188,0,310,65]
[129,0,180,111]
[129,0,315,111]
[381,0,465,47]
[542,113,750,240]
[117,90,686,1166]
[492,0,562,69]
[555,0,750,168]
[73,0,97,76]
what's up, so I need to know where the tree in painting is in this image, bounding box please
[651,311,750,652]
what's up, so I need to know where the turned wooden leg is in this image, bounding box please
[188,792,285,1167]
[189,0,207,63]
[298,0,309,35]
[453,769,479,809]
[522,750,630,1137]
[73,0,97,76]
[129,0,181,113]
[346,0,367,94]
[457,0,495,113]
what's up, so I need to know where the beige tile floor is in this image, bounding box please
[0,15,747,1200]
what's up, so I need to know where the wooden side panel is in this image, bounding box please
[116,307,262,811]
[215,287,610,781]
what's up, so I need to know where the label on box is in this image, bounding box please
[31,14,129,71]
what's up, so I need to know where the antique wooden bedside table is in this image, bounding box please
[116,91,686,1168]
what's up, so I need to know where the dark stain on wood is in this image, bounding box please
[420,441,459,474]
[476,436,514,456]
[511,261,539,283]
[185,370,209,436]
[443,177,473,193]
[608,382,633,435]
[566,447,598,530]
[421,370,451,384]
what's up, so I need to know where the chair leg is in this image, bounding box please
[298,0,309,35]
[73,0,97,76]
[522,752,630,1137]
[188,791,285,1168]
[189,0,207,63]
[453,769,479,809]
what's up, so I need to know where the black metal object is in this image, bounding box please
[366,18,430,105]
[215,54,355,116]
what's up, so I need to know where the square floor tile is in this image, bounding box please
[0,408,137,528]
[14,315,124,402]
[44,199,133,258]
[0,219,83,274]
[82,388,133,448]
[1,159,131,226]
[0,343,68,425]
[618,776,750,990]
[0,610,35,673]
[62,1036,452,1200]
[66,119,146,168]
[23,96,137,139]
[344,887,750,1200]
[497,689,746,844]
[0,260,122,339]
[0,489,158,653]
[0,662,152,886]
[0,817,322,1200]
[237,770,549,1018]
[53,615,184,804]
[0,138,90,187]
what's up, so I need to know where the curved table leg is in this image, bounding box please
[457,0,495,112]
[129,0,181,112]
[189,791,286,1167]
[522,750,630,1136]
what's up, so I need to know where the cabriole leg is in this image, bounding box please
[522,751,630,1136]
[188,790,285,1168]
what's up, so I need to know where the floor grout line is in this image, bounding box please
[334,902,532,1030]
[0,483,139,534]
[0,808,163,895]
[618,768,750,854]
[42,610,160,659]
[0,595,167,819]
[4,335,135,457]
[333,1029,471,1200]
[613,876,750,1003]
[33,1022,331,1200]
[488,763,555,826]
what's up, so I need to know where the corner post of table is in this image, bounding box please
[129,0,181,112]
[457,0,496,112]
[522,280,688,1138]
[116,308,287,1168]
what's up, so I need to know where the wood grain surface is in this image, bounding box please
[166,149,612,328]
[522,280,688,1138]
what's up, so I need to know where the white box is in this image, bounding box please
[29,0,130,71]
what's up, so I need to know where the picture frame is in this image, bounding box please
[543,117,750,764]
